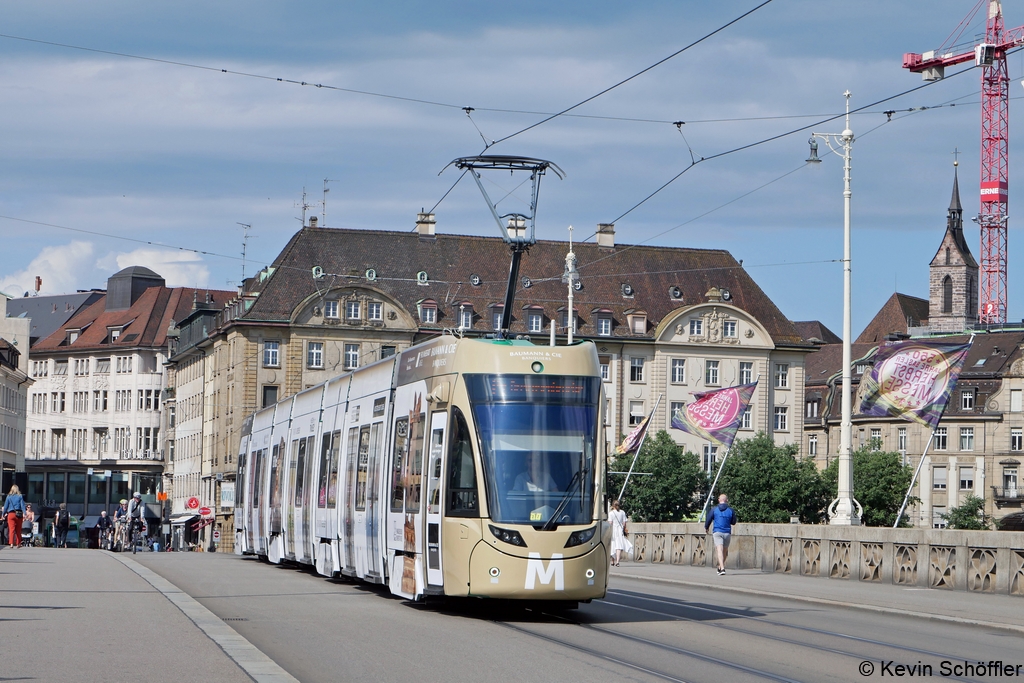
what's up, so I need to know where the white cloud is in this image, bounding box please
[98,248,210,288]
[0,241,97,297]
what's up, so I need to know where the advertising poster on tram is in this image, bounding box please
[671,382,758,449]
[859,340,972,428]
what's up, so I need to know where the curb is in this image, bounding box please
[610,570,1024,636]
[113,554,300,683]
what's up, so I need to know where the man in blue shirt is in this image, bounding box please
[704,493,737,575]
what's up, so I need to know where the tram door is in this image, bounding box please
[387,382,427,599]
[424,411,447,588]
[343,423,359,574]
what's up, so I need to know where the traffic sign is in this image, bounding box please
[186,497,200,510]
[212,529,221,541]
[199,506,213,517]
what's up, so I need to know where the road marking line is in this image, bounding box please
[114,554,299,683]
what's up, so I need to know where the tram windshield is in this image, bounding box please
[466,374,599,528]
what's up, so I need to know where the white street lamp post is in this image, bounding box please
[808,91,862,525]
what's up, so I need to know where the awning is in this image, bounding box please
[81,516,100,529]
[169,513,199,526]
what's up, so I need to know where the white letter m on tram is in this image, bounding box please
[525,552,564,591]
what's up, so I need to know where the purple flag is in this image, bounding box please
[859,339,972,428]
[671,382,758,450]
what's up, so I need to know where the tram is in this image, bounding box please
[235,334,609,603]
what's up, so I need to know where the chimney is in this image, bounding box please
[309,216,318,228]
[416,211,436,238]
[705,286,723,303]
[597,223,615,248]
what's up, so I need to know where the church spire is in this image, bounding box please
[947,160,969,254]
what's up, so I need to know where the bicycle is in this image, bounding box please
[97,526,114,551]
[129,518,146,554]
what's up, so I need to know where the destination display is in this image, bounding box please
[465,374,599,404]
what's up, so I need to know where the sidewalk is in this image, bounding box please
[609,560,1024,634]
[0,546,256,683]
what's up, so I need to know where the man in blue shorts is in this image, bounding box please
[704,493,737,575]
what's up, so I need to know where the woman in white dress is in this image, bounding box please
[609,499,631,566]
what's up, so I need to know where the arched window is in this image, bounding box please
[945,247,951,265]
[942,275,953,314]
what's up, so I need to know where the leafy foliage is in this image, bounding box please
[711,432,829,523]
[608,430,707,522]
[941,494,990,530]
[822,448,917,527]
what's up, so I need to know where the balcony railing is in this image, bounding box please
[991,486,1023,506]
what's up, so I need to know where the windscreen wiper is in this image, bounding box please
[541,466,588,531]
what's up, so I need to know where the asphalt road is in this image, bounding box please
[132,551,1024,683]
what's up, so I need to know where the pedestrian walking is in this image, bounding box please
[608,499,632,567]
[704,493,737,575]
[3,485,26,549]
[54,503,71,548]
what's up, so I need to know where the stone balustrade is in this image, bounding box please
[628,522,1024,596]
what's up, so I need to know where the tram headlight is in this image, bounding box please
[488,524,527,547]
[564,525,597,548]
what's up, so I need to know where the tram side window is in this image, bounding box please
[318,432,332,507]
[405,414,426,513]
[252,448,265,507]
[391,417,409,512]
[237,455,247,507]
[327,430,341,508]
[293,437,307,507]
[446,408,479,517]
[355,425,370,511]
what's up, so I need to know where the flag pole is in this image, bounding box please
[618,394,662,502]
[699,446,731,523]
[893,429,936,528]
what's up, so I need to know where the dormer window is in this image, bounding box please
[592,308,613,337]
[689,319,703,336]
[68,330,80,344]
[489,305,504,331]
[723,321,737,338]
[625,310,647,335]
[346,300,361,321]
[323,300,339,319]
[418,300,438,324]
[558,307,578,333]
[110,329,121,342]
[458,304,474,330]
[524,306,545,333]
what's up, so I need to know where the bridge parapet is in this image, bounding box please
[629,523,1024,597]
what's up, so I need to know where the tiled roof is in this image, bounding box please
[32,286,235,353]
[795,320,841,345]
[242,227,803,344]
[855,293,929,344]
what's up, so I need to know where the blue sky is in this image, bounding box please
[1,0,1022,337]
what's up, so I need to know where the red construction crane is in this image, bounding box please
[904,0,1024,325]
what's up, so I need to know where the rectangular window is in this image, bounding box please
[934,427,947,450]
[74,359,89,376]
[932,506,947,529]
[806,400,818,419]
[959,466,974,490]
[1012,427,1023,451]
[960,427,974,451]
[116,356,132,373]
[670,401,685,422]
[702,444,718,473]
[597,317,612,336]
[961,390,975,410]
[705,360,719,385]
[898,427,907,452]
[368,302,382,321]
[528,313,543,333]
[96,358,110,374]
[307,342,324,369]
[808,434,818,457]
[628,400,645,426]
[739,361,753,385]
[421,306,436,324]
[262,385,278,408]
[671,358,686,384]
[263,340,280,367]
[380,346,396,359]
[346,301,361,320]
[562,311,578,333]
[600,363,609,382]
[344,344,359,370]
[323,300,339,318]
[774,406,788,431]
[52,392,66,413]
[933,466,947,490]
[1012,389,1023,413]
[723,320,737,338]
[492,311,503,331]
[689,319,703,336]
[870,428,882,451]
[774,363,789,388]
[458,307,473,329]
[54,360,68,376]
[630,357,644,383]
[741,407,752,430]
[630,316,645,334]
[92,390,107,412]
[31,360,48,377]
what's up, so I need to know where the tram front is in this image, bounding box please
[464,369,609,602]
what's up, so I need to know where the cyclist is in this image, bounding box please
[95,510,114,550]
[113,499,130,551]
[127,493,146,552]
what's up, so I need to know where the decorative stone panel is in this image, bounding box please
[671,534,686,564]
[860,543,883,582]
[633,533,647,563]
[801,539,820,576]
[829,541,851,579]
[929,545,956,589]
[967,548,996,592]
[690,534,707,567]
[1011,551,1024,596]
[774,537,793,574]
[894,545,917,585]
[651,533,666,563]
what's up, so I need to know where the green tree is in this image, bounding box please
[941,494,990,530]
[822,448,917,527]
[608,430,707,522]
[711,433,829,523]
